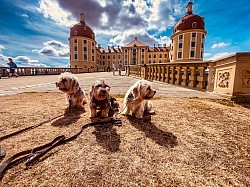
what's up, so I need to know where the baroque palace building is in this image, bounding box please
[68,1,205,72]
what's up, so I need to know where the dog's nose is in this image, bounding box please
[55,82,58,86]
[154,91,156,94]
[101,89,106,94]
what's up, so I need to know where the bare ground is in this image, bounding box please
[0,92,249,187]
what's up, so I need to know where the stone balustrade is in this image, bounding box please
[128,61,210,90]
[127,53,250,103]
[0,67,82,78]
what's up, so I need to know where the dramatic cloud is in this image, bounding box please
[38,0,180,46]
[33,40,69,58]
[211,42,230,49]
[37,0,77,27]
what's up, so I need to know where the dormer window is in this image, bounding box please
[192,22,197,28]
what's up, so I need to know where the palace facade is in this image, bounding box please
[68,1,205,72]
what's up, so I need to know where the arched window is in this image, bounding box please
[192,22,197,28]
[74,30,77,35]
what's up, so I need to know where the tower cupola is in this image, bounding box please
[186,1,193,15]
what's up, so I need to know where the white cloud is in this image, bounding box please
[0,53,44,67]
[15,56,39,64]
[33,40,69,58]
[14,56,48,67]
[38,0,77,27]
[211,42,230,49]
[20,13,29,18]
[207,52,234,60]
[204,53,213,57]
[0,53,8,67]
[0,45,5,53]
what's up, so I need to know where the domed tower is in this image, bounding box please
[170,1,206,62]
[69,12,96,72]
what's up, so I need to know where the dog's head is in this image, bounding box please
[90,78,111,101]
[131,80,156,100]
[55,72,80,94]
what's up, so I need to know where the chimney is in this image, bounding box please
[154,44,155,48]
[135,37,137,40]
[186,1,193,15]
[80,12,85,24]
[98,44,101,49]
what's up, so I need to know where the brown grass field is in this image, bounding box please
[0,92,249,187]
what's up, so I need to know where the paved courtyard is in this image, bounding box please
[0,71,222,99]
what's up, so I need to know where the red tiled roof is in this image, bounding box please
[70,21,95,39]
[173,13,205,34]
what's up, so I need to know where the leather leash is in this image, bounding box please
[0,118,122,179]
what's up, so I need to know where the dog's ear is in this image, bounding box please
[132,85,140,100]
[71,79,79,92]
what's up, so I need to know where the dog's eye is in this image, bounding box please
[97,84,102,87]
[62,79,67,82]
[147,87,151,91]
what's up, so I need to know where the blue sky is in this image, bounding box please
[0,0,249,67]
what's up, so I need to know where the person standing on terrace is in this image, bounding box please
[7,58,18,78]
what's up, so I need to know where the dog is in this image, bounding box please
[56,72,87,109]
[89,78,119,118]
[122,80,156,119]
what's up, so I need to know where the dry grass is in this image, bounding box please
[0,92,249,187]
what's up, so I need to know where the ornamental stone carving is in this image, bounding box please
[218,71,230,88]
[242,69,250,88]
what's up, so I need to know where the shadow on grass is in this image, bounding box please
[89,112,121,152]
[127,115,178,148]
[92,124,121,152]
[51,108,85,127]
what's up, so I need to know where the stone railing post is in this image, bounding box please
[181,66,188,86]
[148,66,152,80]
[161,66,166,82]
[165,66,170,83]
[213,53,250,103]
[175,66,182,85]
[141,64,148,80]
[170,66,176,84]
[153,66,157,80]
[197,66,207,89]
[207,62,216,92]
[188,66,197,87]
[127,66,130,76]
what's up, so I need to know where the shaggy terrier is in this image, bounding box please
[89,78,119,118]
[122,80,156,119]
[56,72,87,109]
